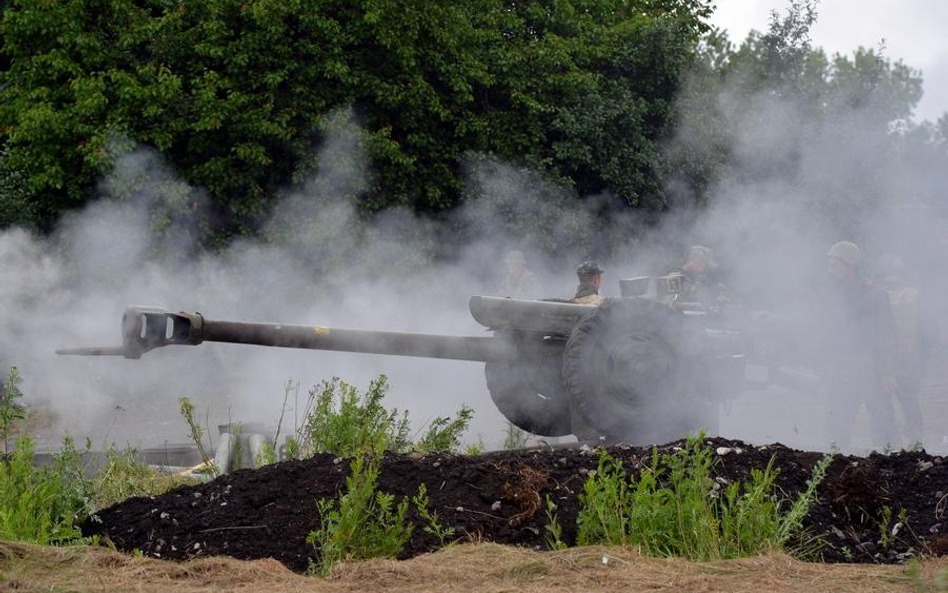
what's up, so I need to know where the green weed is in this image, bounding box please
[296,376,411,458]
[306,454,412,576]
[575,435,834,560]
[544,495,568,551]
[464,438,485,456]
[178,397,215,473]
[254,441,278,468]
[415,405,474,454]
[93,446,197,510]
[0,437,91,545]
[412,483,455,546]
[1,366,26,455]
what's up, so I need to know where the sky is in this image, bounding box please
[710,0,948,123]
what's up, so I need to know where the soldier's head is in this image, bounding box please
[682,245,716,276]
[576,260,604,289]
[826,241,861,286]
[505,250,526,274]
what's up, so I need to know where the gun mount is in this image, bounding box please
[59,279,812,444]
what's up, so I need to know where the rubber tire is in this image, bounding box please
[485,333,573,437]
[562,298,700,444]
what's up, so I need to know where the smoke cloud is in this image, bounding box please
[2,49,947,455]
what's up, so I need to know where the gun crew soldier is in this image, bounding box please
[572,261,606,306]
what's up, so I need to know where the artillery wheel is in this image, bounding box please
[485,331,573,437]
[562,298,702,443]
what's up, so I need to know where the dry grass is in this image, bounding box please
[1,540,946,593]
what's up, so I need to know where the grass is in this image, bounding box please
[0,436,91,545]
[93,446,198,510]
[574,434,834,560]
[503,422,530,450]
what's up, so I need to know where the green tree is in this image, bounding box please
[2,0,712,239]
[665,0,926,208]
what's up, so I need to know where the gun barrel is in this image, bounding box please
[200,319,510,362]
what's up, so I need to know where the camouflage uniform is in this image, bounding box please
[572,261,606,306]
[572,284,606,306]
[818,278,898,450]
[875,255,927,445]
[670,245,725,309]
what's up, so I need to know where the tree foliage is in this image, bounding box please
[1,0,712,236]
[665,0,934,207]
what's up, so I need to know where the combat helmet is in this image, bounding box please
[827,241,861,267]
[576,260,604,279]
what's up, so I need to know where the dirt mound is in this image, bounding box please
[82,437,948,571]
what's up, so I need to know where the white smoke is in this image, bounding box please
[3,46,947,456]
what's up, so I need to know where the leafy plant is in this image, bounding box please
[415,406,474,454]
[575,435,834,560]
[306,454,412,576]
[412,483,455,547]
[295,376,411,458]
[544,495,568,551]
[1,366,26,455]
[0,437,92,545]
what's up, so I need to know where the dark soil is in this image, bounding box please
[82,437,948,572]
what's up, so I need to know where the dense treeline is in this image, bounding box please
[1,0,946,246]
[0,0,711,237]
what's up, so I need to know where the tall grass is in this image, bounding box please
[0,437,91,545]
[94,446,198,510]
[0,434,199,546]
[576,435,834,560]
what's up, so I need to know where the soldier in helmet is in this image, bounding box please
[818,240,898,451]
[572,261,606,306]
[671,245,726,309]
[499,250,540,299]
[874,253,928,446]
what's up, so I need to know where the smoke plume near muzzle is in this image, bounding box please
[3,39,948,455]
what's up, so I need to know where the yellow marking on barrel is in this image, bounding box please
[313,326,331,335]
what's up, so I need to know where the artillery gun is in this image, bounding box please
[58,275,788,444]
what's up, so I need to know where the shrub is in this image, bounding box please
[296,376,411,458]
